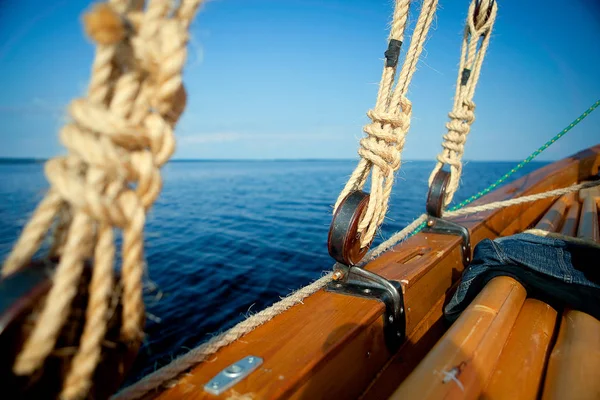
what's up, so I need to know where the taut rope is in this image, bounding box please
[371,180,600,260]
[428,0,498,206]
[334,0,439,247]
[1,0,203,398]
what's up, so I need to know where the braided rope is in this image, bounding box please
[335,0,439,247]
[429,0,498,206]
[1,1,203,398]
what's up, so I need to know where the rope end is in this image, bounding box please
[83,3,126,46]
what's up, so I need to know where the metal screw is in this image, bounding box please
[211,382,219,389]
[335,283,342,288]
[427,219,435,227]
[332,270,344,281]
[226,364,243,374]
[363,288,371,294]
[388,315,394,323]
[248,357,254,364]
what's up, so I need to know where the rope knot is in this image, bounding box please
[366,110,409,130]
[2,2,203,398]
[462,99,476,111]
[360,110,409,172]
[448,109,475,125]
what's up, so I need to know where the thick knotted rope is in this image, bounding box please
[1,0,203,399]
[335,0,439,247]
[429,0,498,206]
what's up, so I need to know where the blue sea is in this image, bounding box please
[0,159,546,382]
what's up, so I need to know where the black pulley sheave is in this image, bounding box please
[327,191,372,266]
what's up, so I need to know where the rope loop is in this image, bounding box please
[428,0,497,207]
[471,0,496,33]
[335,0,438,247]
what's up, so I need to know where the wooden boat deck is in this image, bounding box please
[155,145,600,400]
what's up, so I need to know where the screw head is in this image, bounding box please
[363,288,371,294]
[225,364,243,375]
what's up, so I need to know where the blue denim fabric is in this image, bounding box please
[444,233,600,322]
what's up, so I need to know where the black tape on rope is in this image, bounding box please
[461,68,472,86]
[385,39,402,68]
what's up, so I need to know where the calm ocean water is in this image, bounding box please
[0,159,547,382]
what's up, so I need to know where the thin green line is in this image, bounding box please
[405,98,600,239]
[450,98,600,211]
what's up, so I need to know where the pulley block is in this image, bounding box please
[328,191,373,266]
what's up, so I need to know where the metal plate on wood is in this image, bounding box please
[204,356,263,395]
[326,266,406,351]
[423,217,472,266]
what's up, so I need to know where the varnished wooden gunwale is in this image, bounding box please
[155,145,600,400]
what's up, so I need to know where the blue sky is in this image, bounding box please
[0,0,599,160]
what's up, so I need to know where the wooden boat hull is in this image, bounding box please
[154,145,600,400]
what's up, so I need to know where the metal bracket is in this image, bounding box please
[424,168,472,266]
[204,356,263,395]
[326,264,405,352]
[423,217,471,266]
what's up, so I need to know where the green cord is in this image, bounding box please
[449,98,600,211]
[404,98,600,239]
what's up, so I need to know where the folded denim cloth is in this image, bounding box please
[444,233,600,322]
